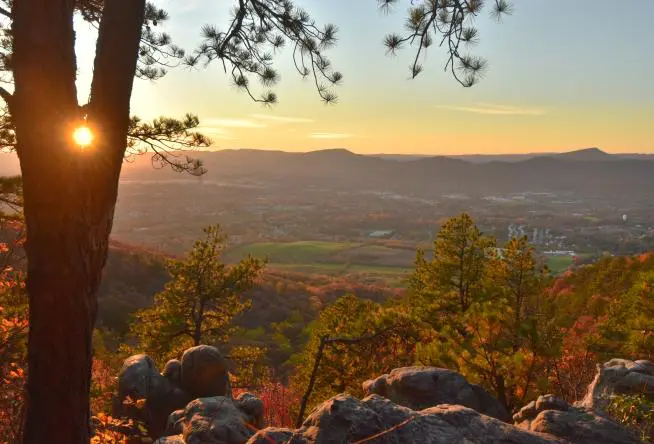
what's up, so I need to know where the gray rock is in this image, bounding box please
[181,345,232,399]
[117,354,162,402]
[156,393,268,444]
[115,354,192,440]
[183,397,254,444]
[288,394,558,444]
[163,409,184,437]
[526,409,641,444]
[246,428,294,444]
[578,358,654,413]
[235,392,265,429]
[633,360,654,375]
[163,359,182,384]
[363,366,510,421]
[515,394,642,444]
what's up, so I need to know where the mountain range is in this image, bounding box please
[2,147,653,198]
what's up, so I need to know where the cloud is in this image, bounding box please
[310,132,353,139]
[196,127,238,141]
[250,114,314,124]
[436,103,546,116]
[200,118,267,128]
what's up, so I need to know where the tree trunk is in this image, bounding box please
[11,1,145,442]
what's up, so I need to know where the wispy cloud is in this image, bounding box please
[250,114,314,124]
[195,127,238,140]
[200,118,267,128]
[310,132,353,139]
[436,103,546,116]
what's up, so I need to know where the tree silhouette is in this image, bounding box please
[1,1,509,442]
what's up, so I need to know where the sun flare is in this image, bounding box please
[73,126,94,147]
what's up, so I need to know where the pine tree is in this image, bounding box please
[129,225,265,363]
[410,213,495,317]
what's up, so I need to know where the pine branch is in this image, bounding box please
[380,0,511,86]
[187,0,342,104]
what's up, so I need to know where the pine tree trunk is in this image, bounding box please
[11,1,145,442]
[21,190,115,443]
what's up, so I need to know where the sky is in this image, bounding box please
[74,0,654,155]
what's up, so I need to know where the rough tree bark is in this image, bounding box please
[11,0,146,442]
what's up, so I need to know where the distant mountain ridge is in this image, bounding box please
[2,148,653,198]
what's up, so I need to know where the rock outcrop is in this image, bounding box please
[363,366,510,421]
[155,395,264,444]
[180,345,232,399]
[118,352,647,444]
[114,346,232,439]
[113,354,191,439]
[514,394,641,444]
[249,394,559,443]
[577,358,654,413]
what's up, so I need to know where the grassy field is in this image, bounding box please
[226,240,580,285]
[224,241,412,285]
[546,256,575,273]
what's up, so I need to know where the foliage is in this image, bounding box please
[290,294,421,413]
[234,381,300,428]
[409,213,494,317]
[127,225,266,363]
[548,316,601,402]
[0,316,27,444]
[0,179,26,443]
[606,393,654,442]
[90,412,151,444]
[409,222,552,412]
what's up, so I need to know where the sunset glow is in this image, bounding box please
[72,126,94,148]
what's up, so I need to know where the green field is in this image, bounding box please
[224,241,358,263]
[546,256,574,273]
[224,241,412,285]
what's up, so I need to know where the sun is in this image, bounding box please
[72,126,94,147]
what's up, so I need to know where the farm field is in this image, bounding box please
[546,255,575,273]
[224,240,413,285]
[225,240,584,285]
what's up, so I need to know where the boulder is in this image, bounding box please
[363,366,510,421]
[117,354,164,402]
[163,409,185,437]
[163,359,182,384]
[515,394,642,444]
[246,428,294,444]
[155,396,259,444]
[181,345,232,399]
[235,392,265,430]
[577,358,654,413]
[273,394,559,443]
[114,354,193,439]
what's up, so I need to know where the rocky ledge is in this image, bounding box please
[111,346,651,444]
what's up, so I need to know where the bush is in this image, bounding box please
[606,393,654,442]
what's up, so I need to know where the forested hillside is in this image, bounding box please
[3,212,653,442]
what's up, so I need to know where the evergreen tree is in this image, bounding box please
[409,213,495,318]
[129,225,265,363]
[411,216,550,412]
